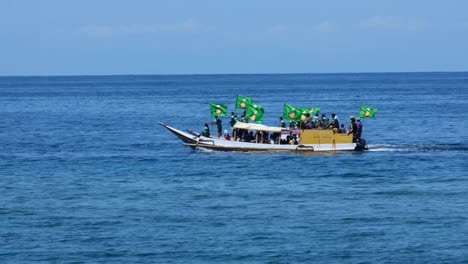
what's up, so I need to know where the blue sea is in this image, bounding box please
[1,73,468,263]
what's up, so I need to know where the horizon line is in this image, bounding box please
[0,70,467,78]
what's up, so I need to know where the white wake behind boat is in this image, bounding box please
[160,122,367,152]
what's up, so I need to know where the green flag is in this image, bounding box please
[283,104,302,121]
[302,107,320,116]
[246,103,264,123]
[359,105,377,118]
[210,103,228,116]
[235,95,252,109]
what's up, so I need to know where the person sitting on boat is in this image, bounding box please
[289,134,299,145]
[242,130,251,142]
[347,116,358,142]
[269,134,276,144]
[235,112,245,139]
[212,116,223,138]
[254,131,261,143]
[315,118,323,129]
[271,117,284,141]
[320,113,329,128]
[311,113,319,128]
[240,130,247,142]
[202,123,210,137]
[260,131,268,144]
[246,131,256,143]
[236,127,245,141]
[340,124,347,134]
[326,113,340,132]
[223,130,231,140]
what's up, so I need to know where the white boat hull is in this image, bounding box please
[160,123,361,152]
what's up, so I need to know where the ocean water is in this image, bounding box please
[1,73,468,263]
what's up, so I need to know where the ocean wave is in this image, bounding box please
[368,143,468,153]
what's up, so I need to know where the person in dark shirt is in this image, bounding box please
[244,131,255,142]
[305,113,313,129]
[289,120,296,130]
[326,113,340,132]
[212,116,222,138]
[229,112,237,130]
[356,118,363,139]
[320,113,329,128]
[312,114,319,128]
[202,123,210,137]
[278,116,286,128]
[347,116,358,142]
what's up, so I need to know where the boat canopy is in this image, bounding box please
[233,122,283,133]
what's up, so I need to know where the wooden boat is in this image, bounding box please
[160,122,367,152]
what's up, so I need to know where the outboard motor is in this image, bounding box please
[354,138,368,151]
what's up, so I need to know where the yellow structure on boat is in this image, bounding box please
[300,129,353,145]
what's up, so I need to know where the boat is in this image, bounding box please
[160,122,368,152]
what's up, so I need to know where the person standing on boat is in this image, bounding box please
[279,117,286,128]
[229,112,238,138]
[240,111,247,123]
[305,113,313,129]
[299,114,306,130]
[356,118,363,140]
[229,112,237,133]
[212,116,222,138]
[348,116,358,142]
[202,123,210,137]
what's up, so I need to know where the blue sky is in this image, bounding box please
[1,0,468,75]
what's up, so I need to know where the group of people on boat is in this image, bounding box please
[280,113,341,131]
[202,111,363,144]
